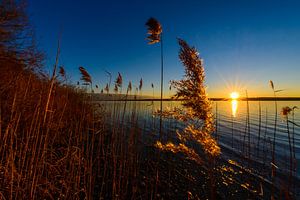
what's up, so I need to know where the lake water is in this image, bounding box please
[102,100,300,185]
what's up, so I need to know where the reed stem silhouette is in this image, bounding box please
[269,80,278,199]
[281,106,293,192]
[291,106,298,173]
[257,101,262,157]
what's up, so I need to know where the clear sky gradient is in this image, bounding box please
[27,0,300,98]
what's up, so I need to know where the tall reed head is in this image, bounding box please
[79,66,92,85]
[281,106,292,118]
[145,17,162,44]
[172,38,211,122]
[139,78,143,91]
[116,72,122,88]
[269,80,274,90]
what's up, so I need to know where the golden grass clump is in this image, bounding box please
[0,60,105,199]
[185,125,220,157]
[155,141,203,165]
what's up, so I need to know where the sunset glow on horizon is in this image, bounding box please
[27,0,300,98]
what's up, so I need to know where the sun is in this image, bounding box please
[230,92,239,100]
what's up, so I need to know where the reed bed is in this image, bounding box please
[1,1,299,199]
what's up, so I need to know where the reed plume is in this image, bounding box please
[154,38,220,200]
[139,78,143,91]
[59,65,65,79]
[79,66,92,85]
[156,38,220,160]
[145,17,162,44]
[269,80,274,90]
[116,72,123,88]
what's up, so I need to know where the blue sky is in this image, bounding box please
[27,0,300,97]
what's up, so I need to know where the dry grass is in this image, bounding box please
[0,59,102,199]
[0,57,145,199]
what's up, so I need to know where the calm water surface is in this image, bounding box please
[103,100,300,181]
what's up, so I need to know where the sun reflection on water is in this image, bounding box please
[231,100,238,117]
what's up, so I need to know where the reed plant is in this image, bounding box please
[155,38,220,199]
[0,59,107,199]
[269,80,279,199]
[291,106,298,173]
[246,90,251,162]
[257,101,262,157]
[281,106,293,189]
[145,17,164,139]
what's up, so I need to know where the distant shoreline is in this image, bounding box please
[96,96,300,101]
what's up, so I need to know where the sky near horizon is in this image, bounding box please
[27,0,300,98]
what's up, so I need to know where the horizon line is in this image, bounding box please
[94,95,300,101]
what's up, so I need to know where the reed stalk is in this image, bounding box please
[269,80,278,199]
[291,106,297,173]
[257,101,262,157]
[281,106,294,193]
[246,90,251,161]
[145,17,163,140]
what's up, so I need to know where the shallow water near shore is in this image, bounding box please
[101,99,300,198]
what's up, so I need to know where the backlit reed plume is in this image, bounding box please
[155,141,202,165]
[79,66,92,85]
[116,72,122,88]
[151,83,154,101]
[139,78,143,91]
[145,17,162,44]
[156,38,220,161]
[145,17,164,139]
